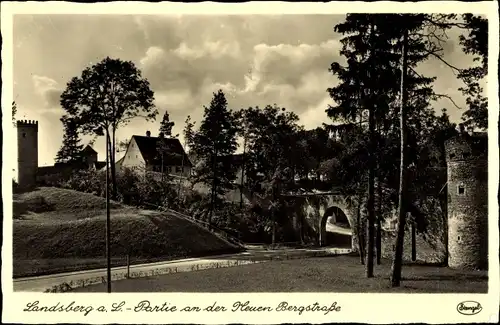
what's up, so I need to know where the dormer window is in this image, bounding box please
[457,183,466,195]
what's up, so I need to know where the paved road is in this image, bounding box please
[13,247,351,292]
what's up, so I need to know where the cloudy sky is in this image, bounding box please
[13,14,476,166]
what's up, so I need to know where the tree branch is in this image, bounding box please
[407,66,464,110]
[433,94,464,110]
[422,48,463,75]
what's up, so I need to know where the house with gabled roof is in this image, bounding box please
[117,131,192,178]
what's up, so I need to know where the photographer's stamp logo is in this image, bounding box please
[457,301,482,315]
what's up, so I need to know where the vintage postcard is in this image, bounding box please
[2,1,499,324]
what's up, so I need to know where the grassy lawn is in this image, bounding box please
[13,187,242,278]
[73,255,488,293]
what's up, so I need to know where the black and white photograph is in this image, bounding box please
[2,1,499,324]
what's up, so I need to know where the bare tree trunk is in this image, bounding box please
[365,21,375,278]
[161,153,164,182]
[240,136,247,210]
[376,176,382,265]
[357,201,365,265]
[177,138,187,199]
[209,147,217,230]
[390,26,409,288]
[105,128,112,293]
[110,127,117,201]
[411,218,416,262]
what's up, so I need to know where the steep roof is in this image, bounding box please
[81,145,97,155]
[132,135,192,167]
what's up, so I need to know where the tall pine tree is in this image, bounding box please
[191,90,239,226]
[56,116,84,163]
[159,110,175,138]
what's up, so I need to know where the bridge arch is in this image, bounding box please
[319,205,353,247]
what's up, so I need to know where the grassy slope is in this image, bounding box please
[13,187,242,277]
[74,255,488,293]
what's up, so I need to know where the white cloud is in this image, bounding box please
[32,75,58,95]
[249,39,342,93]
[139,46,166,67]
[32,75,62,109]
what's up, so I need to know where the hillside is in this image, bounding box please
[13,187,242,277]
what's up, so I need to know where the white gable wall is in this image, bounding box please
[120,138,146,171]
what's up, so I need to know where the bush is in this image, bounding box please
[115,167,141,205]
[62,169,106,196]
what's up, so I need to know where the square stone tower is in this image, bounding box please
[17,120,38,189]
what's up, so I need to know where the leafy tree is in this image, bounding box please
[241,105,302,244]
[458,14,488,130]
[190,90,239,226]
[55,116,84,164]
[60,57,157,199]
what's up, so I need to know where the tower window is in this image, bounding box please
[457,183,466,195]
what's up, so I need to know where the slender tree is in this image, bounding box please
[190,90,239,227]
[390,25,409,288]
[159,110,175,138]
[156,110,177,180]
[60,57,157,292]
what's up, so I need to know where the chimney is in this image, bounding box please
[146,130,151,137]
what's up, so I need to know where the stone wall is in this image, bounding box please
[381,228,447,264]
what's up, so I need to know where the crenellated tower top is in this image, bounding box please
[16,120,39,127]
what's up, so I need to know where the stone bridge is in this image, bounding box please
[282,191,361,251]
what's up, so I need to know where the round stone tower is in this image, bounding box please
[444,128,488,270]
[17,120,39,189]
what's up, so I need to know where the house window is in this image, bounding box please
[22,133,26,138]
[457,183,465,195]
